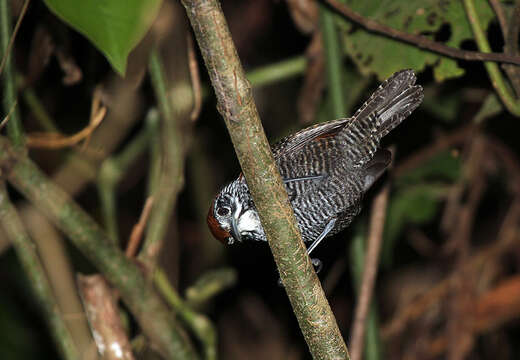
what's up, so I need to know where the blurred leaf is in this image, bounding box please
[474,93,503,123]
[421,86,461,122]
[396,150,462,186]
[338,0,494,81]
[43,0,162,75]
[381,184,445,266]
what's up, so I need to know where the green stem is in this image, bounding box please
[0,0,24,146]
[97,116,156,244]
[181,0,349,358]
[21,84,59,132]
[185,267,237,309]
[0,183,79,360]
[0,137,197,359]
[320,5,346,118]
[350,227,383,360]
[463,0,520,116]
[140,50,186,269]
[155,268,217,360]
[247,56,307,88]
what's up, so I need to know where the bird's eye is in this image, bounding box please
[217,207,230,217]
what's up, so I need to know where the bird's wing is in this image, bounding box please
[271,117,351,160]
[272,119,352,199]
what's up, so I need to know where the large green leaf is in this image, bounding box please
[338,0,495,81]
[44,0,162,75]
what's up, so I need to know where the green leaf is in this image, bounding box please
[43,0,162,75]
[381,183,445,266]
[474,93,503,123]
[396,150,462,186]
[421,86,462,123]
[338,0,494,81]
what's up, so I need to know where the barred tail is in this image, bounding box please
[341,69,423,167]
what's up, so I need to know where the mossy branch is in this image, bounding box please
[181,0,349,358]
[0,137,197,359]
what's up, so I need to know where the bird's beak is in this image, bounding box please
[230,216,242,243]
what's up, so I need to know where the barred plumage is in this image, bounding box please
[208,70,423,254]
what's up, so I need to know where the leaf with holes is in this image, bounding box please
[43,0,162,75]
[338,0,495,81]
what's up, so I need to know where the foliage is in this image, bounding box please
[339,0,495,81]
[43,0,162,75]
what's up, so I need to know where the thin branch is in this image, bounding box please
[139,49,186,270]
[26,106,106,149]
[97,112,157,244]
[0,0,29,76]
[463,0,520,116]
[488,0,508,36]
[323,0,520,66]
[181,0,349,358]
[382,195,520,340]
[126,196,154,258]
[187,34,202,121]
[185,268,237,309]
[349,184,390,360]
[0,183,79,360]
[0,98,16,130]
[0,0,24,146]
[502,1,520,97]
[155,268,217,360]
[0,137,197,359]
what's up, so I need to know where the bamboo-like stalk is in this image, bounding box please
[181,0,349,358]
[0,137,197,359]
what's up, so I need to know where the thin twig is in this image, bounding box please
[26,106,106,149]
[187,34,202,121]
[445,138,486,360]
[0,0,29,76]
[488,0,508,36]
[0,98,16,130]
[0,136,197,358]
[349,184,390,360]
[323,0,520,66]
[139,49,186,270]
[1,0,24,146]
[463,0,520,116]
[502,1,520,97]
[126,197,154,258]
[382,194,520,340]
[154,268,217,360]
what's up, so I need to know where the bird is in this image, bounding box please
[207,69,423,261]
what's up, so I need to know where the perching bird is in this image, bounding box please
[207,69,423,259]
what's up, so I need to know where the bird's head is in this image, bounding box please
[207,178,266,245]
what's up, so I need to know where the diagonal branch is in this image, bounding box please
[181,0,349,358]
[323,0,520,66]
[0,137,197,359]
